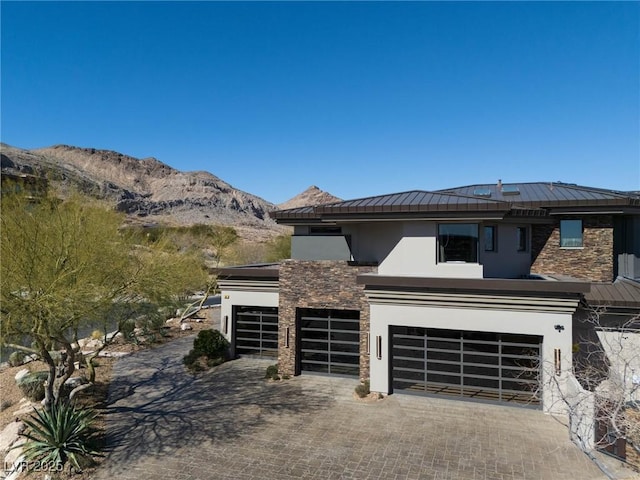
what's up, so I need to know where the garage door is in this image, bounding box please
[391,327,541,407]
[234,306,278,357]
[298,308,360,376]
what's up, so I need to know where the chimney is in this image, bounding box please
[497,179,502,189]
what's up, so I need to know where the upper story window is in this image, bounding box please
[560,219,583,248]
[438,224,478,263]
[517,226,528,252]
[484,225,497,252]
[309,226,342,235]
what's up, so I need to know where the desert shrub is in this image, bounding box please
[355,380,370,398]
[9,351,26,367]
[193,329,229,359]
[265,364,279,380]
[90,330,104,341]
[20,402,101,472]
[184,330,229,373]
[118,319,136,343]
[17,371,49,402]
[183,350,199,368]
[206,357,225,368]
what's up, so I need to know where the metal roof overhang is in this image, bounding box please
[357,274,590,296]
[215,266,280,281]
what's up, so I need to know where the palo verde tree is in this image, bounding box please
[1,192,207,409]
[543,309,640,478]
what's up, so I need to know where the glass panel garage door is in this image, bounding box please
[391,327,541,407]
[234,306,278,358]
[299,308,360,376]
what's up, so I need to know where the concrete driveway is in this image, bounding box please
[94,336,606,480]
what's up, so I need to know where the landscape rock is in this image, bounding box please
[181,323,193,331]
[64,376,88,389]
[78,338,103,350]
[14,369,29,383]
[0,421,25,454]
[12,403,37,417]
[4,438,25,466]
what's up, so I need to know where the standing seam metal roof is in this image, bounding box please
[270,182,640,221]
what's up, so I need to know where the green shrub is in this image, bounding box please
[183,350,199,368]
[8,351,26,367]
[119,319,136,343]
[265,364,279,380]
[0,399,14,412]
[17,371,49,402]
[193,330,229,359]
[355,380,370,398]
[206,357,224,368]
[184,330,229,373]
[19,402,101,472]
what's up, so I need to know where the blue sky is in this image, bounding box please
[2,1,638,204]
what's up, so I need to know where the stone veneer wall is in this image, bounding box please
[626,409,640,470]
[277,260,377,381]
[531,216,614,282]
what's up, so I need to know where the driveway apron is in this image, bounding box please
[93,336,606,480]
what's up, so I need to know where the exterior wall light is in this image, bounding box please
[554,324,565,332]
[223,315,228,334]
[554,348,562,376]
[376,335,382,360]
[285,327,290,348]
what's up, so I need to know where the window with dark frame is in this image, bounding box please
[438,223,479,263]
[309,226,342,235]
[517,226,528,252]
[484,225,496,252]
[560,219,583,247]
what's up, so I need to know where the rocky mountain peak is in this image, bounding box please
[1,143,286,240]
[278,185,341,210]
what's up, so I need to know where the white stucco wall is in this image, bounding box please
[346,221,484,278]
[368,303,574,413]
[480,224,531,278]
[296,220,535,279]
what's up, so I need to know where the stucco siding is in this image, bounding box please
[368,303,574,413]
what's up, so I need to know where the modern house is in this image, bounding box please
[218,182,640,415]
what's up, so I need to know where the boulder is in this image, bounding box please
[0,421,25,454]
[181,323,193,331]
[4,438,25,466]
[14,369,29,383]
[64,376,88,389]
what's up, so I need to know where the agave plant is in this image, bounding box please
[19,401,102,472]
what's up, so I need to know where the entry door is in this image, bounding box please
[298,308,360,376]
[391,327,541,406]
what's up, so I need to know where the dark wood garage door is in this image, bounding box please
[391,327,541,407]
[298,308,360,376]
[233,306,278,358]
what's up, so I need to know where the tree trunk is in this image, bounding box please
[55,342,76,403]
[40,349,57,412]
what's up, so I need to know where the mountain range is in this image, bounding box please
[0,143,340,240]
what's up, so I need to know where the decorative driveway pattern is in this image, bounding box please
[94,336,606,480]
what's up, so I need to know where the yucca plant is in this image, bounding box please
[19,402,102,472]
